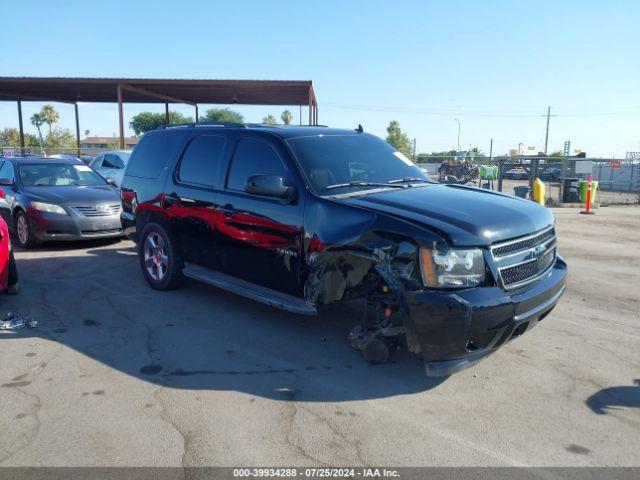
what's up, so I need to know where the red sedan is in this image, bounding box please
[0,216,18,294]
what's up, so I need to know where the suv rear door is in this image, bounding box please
[163,134,228,269]
[215,135,304,296]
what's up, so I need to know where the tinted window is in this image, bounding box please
[0,161,14,182]
[226,138,287,192]
[126,132,186,179]
[178,135,226,187]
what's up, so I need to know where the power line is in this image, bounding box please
[322,102,640,117]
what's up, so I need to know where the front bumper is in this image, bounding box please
[403,255,567,376]
[28,208,124,242]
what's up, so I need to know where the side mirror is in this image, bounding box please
[245,174,295,202]
[0,178,13,187]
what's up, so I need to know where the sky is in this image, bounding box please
[1,0,639,157]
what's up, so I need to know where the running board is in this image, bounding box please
[182,263,317,316]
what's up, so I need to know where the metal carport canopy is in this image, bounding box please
[0,77,318,152]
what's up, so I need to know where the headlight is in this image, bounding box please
[31,202,68,215]
[420,248,485,288]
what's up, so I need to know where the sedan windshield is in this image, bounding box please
[287,134,432,195]
[19,163,107,187]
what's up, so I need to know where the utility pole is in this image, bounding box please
[542,106,557,154]
[412,138,416,161]
[454,118,461,152]
[489,138,493,161]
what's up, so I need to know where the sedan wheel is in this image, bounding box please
[14,211,37,249]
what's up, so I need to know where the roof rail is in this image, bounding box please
[244,123,329,128]
[156,121,246,130]
[156,122,329,131]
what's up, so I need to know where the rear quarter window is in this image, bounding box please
[125,131,187,179]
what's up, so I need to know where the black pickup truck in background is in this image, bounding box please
[120,123,567,376]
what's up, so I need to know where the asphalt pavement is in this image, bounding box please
[0,207,638,467]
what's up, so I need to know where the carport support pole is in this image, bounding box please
[117,84,125,150]
[195,104,199,123]
[17,99,25,156]
[165,103,169,126]
[74,102,81,158]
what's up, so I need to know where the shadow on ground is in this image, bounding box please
[586,380,640,415]
[1,241,447,402]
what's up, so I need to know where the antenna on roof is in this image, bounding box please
[355,124,363,133]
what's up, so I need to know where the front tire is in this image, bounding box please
[138,222,184,290]
[6,250,19,294]
[14,210,38,249]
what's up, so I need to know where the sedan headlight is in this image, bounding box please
[420,248,485,288]
[31,202,68,215]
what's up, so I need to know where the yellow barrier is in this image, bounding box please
[532,178,545,205]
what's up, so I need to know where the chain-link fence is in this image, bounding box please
[418,156,640,205]
[1,146,116,161]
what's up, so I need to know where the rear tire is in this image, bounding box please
[138,222,184,290]
[14,210,38,249]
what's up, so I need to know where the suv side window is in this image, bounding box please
[178,135,226,188]
[226,137,287,192]
[126,132,187,179]
[0,161,15,183]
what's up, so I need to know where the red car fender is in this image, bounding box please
[0,217,10,292]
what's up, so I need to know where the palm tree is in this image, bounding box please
[41,105,60,135]
[30,113,46,154]
[262,115,277,125]
[281,110,293,125]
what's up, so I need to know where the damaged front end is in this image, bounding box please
[300,197,567,376]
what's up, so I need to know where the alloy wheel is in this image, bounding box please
[16,214,29,246]
[143,232,169,281]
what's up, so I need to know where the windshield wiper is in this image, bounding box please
[324,181,408,191]
[387,177,431,184]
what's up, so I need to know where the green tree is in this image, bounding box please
[262,115,277,124]
[199,108,244,124]
[281,110,293,125]
[30,113,46,152]
[44,127,77,149]
[0,128,38,148]
[550,150,563,157]
[41,104,60,135]
[129,111,193,135]
[385,120,413,159]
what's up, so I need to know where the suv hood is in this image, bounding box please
[337,184,554,246]
[23,185,120,205]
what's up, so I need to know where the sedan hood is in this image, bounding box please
[337,184,555,246]
[23,185,120,205]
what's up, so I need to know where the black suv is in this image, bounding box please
[121,123,567,376]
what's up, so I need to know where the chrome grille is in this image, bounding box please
[492,228,555,257]
[491,226,557,290]
[71,204,121,217]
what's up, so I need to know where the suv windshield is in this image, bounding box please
[19,163,107,187]
[287,134,431,195]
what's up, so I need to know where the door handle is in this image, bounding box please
[219,204,234,217]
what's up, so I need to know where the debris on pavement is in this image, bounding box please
[0,312,37,330]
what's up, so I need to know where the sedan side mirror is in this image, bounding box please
[245,174,295,202]
[0,178,13,187]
